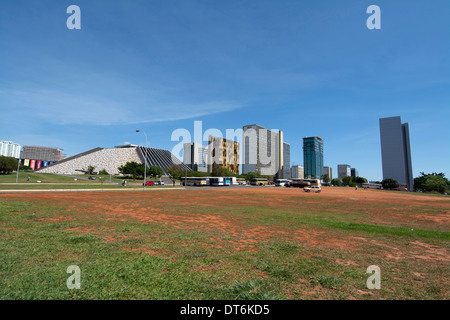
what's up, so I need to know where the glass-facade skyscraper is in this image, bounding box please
[379,116,413,191]
[303,136,323,179]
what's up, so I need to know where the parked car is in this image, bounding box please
[88,176,97,180]
[143,181,155,186]
[304,186,321,193]
[155,181,165,185]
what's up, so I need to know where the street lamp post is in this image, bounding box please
[15,147,22,184]
[136,130,148,191]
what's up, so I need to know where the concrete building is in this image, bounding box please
[303,137,323,179]
[37,144,190,176]
[338,164,351,180]
[22,146,64,162]
[351,168,359,178]
[242,124,287,178]
[183,143,208,173]
[21,145,64,170]
[291,165,304,179]
[323,166,332,180]
[379,116,413,191]
[0,140,21,158]
[208,136,240,175]
[282,142,291,179]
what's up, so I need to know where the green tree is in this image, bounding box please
[414,172,449,193]
[424,175,448,193]
[354,176,368,184]
[342,176,353,186]
[118,162,141,179]
[211,166,234,177]
[166,164,185,186]
[331,178,342,186]
[19,164,31,171]
[322,174,330,185]
[244,171,261,181]
[98,169,109,175]
[0,156,18,175]
[149,166,163,180]
[85,165,96,175]
[381,178,399,190]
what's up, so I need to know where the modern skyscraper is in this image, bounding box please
[351,168,358,178]
[303,137,323,179]
[338,164,351,180]
[379,116,413,191]
[208,135,240,175]
[183,143,208,173]
[242,124,287,178]
[323,166,332,180]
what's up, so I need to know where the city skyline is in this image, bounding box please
[1,1,449,181]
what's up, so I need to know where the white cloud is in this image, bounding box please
[1,88,242,126]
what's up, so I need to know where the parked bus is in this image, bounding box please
[287,179,310,188]
[223,177,232,186]
[236,178,247,185]
[250,178,269,186]
[287,179,321,188]
[307,179,321,187]
[362,183,382,190]
[209,177,224,186]
[182,177,207,186]
[275,179,290,187]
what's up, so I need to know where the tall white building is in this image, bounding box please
[242,124,289,178]
[0,141,21,158]
[323,166,332,180]
[291,165,304,179]
[183,143,208,173]
[338,164,351,180]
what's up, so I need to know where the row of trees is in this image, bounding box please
[118,162,163,180]
[0,156,18,175]
[325,175,368,187]
[327,172,449,194]
[414,172,449,194]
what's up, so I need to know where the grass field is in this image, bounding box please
[0,173,166,190]
[0,187,448,300]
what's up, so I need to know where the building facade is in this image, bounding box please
[291,165,304,179]
[303,136,323,179]
[208,136,240,175]
[21,146,64,170]
[351,168,359,178]
[38,145,190,176]
[282,142,291,179]
[379,116,413,191]
[242,124,286,178]
[0,141,21,158]
[183,143,209,173]
[323,166,332,180]
[338,164,351,180]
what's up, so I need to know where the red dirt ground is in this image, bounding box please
[1,187,449,263]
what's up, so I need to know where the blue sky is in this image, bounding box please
[0,0,449,181]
